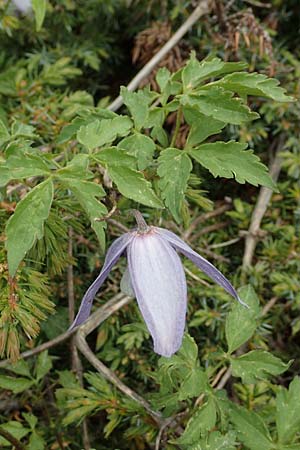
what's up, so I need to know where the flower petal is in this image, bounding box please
[156,227,247,307]
[70,232,133,329]
[127,231,187,357]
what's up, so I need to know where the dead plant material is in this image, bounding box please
[212,6,276,75]
[132,21,190,89]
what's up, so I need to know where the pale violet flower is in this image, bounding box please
[70,212,246,357]
[12,0,32,14]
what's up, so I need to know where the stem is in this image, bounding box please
[130,210,149,233]
[170,107,182,147]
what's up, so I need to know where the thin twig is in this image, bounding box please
[108,0,213,112]
[262,296,278,316]
[216,367,232,390]
[0,427,25,450]
[75,294,163,425]
[183,200,232,241]
[190,220,231,242]
[0,294,124,368]
[242,138,285,271]
[0,328,76,368]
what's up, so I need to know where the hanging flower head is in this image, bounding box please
[70,211,246,357]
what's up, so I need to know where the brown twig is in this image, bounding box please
[0,427,26,450]
[242,138,285,271]
[75,294,163,425]
[108,0,214,111]
[190,220,231,242]
[183,200,233,241]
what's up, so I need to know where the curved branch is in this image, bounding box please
[108,0,213,112]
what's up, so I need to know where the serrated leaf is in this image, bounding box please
[121,87,152,130]
[182,87,259,124]
[178,367,208,401]
[186,431,237,450]
[6,178,54,276]
[107,165,162,208]
[11,121,36,138]
[156,67,171,92]
[276,377,300,444]
[177,397,217,445]
[94,147,137,168]
[63,179,107,249]
[225,285,260,354]
[157,148,192,222]
[35,351,52,382]
[118,134,155,170]
[229,403,273,450]
[57,117,87,144]
[23,412,38,429]
[77,116,132,150]
[0,375,34,394]
[231,350,291,383]
[0,153,51,187]
[0,119,10,145]
[189,141,276,189]
[182,54,247,90]
[56,154,90,179]
[0,421,30,446]
[28,431,45,450]
[5,359,32,378]
[32,0,47,31]
[183,106,225,147]
[216,72,294,102]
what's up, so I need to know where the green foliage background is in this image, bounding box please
[0,0,299,448]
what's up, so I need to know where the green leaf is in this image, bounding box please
[182,87,259,124]
[11,121,36,139]
[157,148,192,222]
[6,179,54,276]
[156,67,171,92]
[118,134,156,170]
[5,359,32,378]
[228,402,273,450]
[186,431,237,450]
[107,165,162,208]
[77,116,132,150]
[28,431,45,450]
[231,350,291,383]
[225,285,260,354]
[23,412,38,429]
[35,351,52,382]
[0,422,30,446]
[276,377,300,444]
[56,154,91,180]
[177,397,217,445]
[215,72,294,102]
[183,106,225,147]
[0,375,34,394]
[32,0,47,31]
[94,147,137,169]
[121,87,152,131]
[182,54,247,90]
[64,179,107,249]
[0,119,10,145]
[63,403,100,426]
[189,141,276,189]
[0,153,50,186]
[178,367,208,401]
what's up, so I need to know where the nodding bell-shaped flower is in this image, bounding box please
[70,211,246,357]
